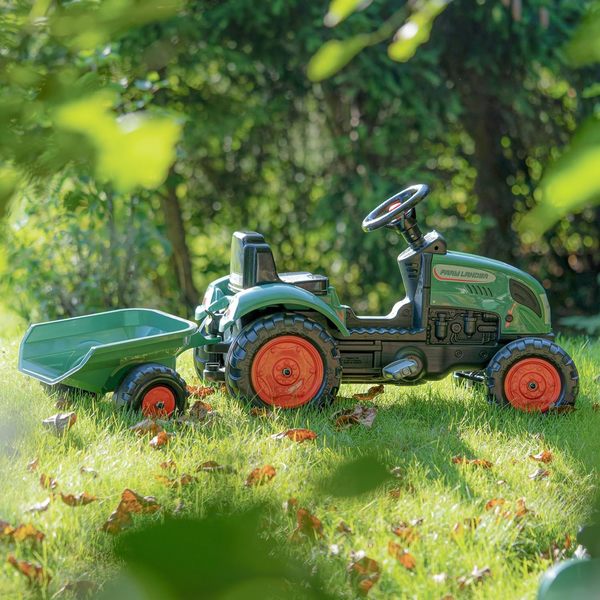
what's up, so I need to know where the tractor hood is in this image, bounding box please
[430,251,551,335]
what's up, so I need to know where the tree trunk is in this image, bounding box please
[460,89,516,263]
[160,175,199,313]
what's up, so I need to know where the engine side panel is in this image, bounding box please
[430,252,551,335]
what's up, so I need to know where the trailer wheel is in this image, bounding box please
[113,363,188,418]
[486,338,578,412]
[225,313,341,409]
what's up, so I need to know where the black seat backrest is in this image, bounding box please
[229,231,279,290]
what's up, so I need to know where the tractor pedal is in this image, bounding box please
[382,358,420,381]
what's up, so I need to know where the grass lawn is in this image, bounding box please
[0,308,598,599]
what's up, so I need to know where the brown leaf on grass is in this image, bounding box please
[388,541,416,569]
[337,521,352,534]
[391,523,419,544]
[245,465,276,487]
[189,400,214,418]
[149,430,170,449]
[155,474,197,488]
[11,523,45,543]
[388,488,403,499]
[333,405,377,429]
[60,492,97,507]
[102,489,160,534]
[160,460,177,471]
[27,498,51,513]
[249,407,271,417]
[271,428,317,443]
[348,555,380,596]
[196,460,235,474]
[353,384,384,401]
[39,474,58,490]
[457,565,491,589]
[592,403,600,412]
[0,520,12,538]
[452,456,493,468]
[291,508,324,541]
[42,412,77,435]
[186,385,215,398]
[485,498,506,511]
[530,450,553,463]
[514,497,530,519]
[79,467,98,478]
[529,468,550,480]
[27,458,39,472]
[130,419,164,436]
[7,555,50,585]
[53,580,98,598]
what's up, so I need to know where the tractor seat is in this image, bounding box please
[228,231,329,295]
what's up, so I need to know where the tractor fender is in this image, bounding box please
[219,283,349,336]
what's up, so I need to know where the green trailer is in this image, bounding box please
[19,308,218,417]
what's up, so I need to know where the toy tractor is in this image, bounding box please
[19,184,578,416]
[194,184,578,411]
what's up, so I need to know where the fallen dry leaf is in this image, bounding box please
[60,492,97,507]
[291,508,324,541]
[333,405,377,429]
[529,468,550,481]
[130,419,164,436]
[348,555,380,596]
[27,498,51,513]
[79,467,98,478]
[11,523,45,543]
[160,460,177,471]
[7,555,50,585]
[388,488,403,499]
[337,521,352,534]
[249,407,271,417]
[149,430,170,449]
[283,497,299,514]
[39,474,58,490]
[592,403,600,412]
[452,456,493,468]
[245,465,276,487]
[515,497,531,519]
[530,450,553,463]
[196,460,235,474]
[27,458,39,472]
[42,412,76,435]
[271,428,317,443]
[388,541,416,569]
[186,385,215,398]
[457,565,491,589]
[485,498,506,511]
[391,523,419,544]
[155,474,197,488]
[353,384,385,401]
[189,400,214,418]
[102,489,160,534]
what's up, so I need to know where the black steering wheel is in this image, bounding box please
[362,184,430,232]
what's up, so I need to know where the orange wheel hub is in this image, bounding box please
[250,335,324,408]
[504,357,561,412]
[141,385,176,417]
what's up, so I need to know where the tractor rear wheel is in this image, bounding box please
[225,313,341,409]
[113,363,188,417]
[486,338,578,412]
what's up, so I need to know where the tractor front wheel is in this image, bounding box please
[486,338,578,412]
[113,363,188,418]
[225,313,341,409]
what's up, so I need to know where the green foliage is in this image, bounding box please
[1,179,178,321]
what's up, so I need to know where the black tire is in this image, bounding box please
[112,363,188,417]
[225,313,341,409]
[486,338,579,412]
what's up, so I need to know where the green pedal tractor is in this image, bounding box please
[19,184,578,416]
